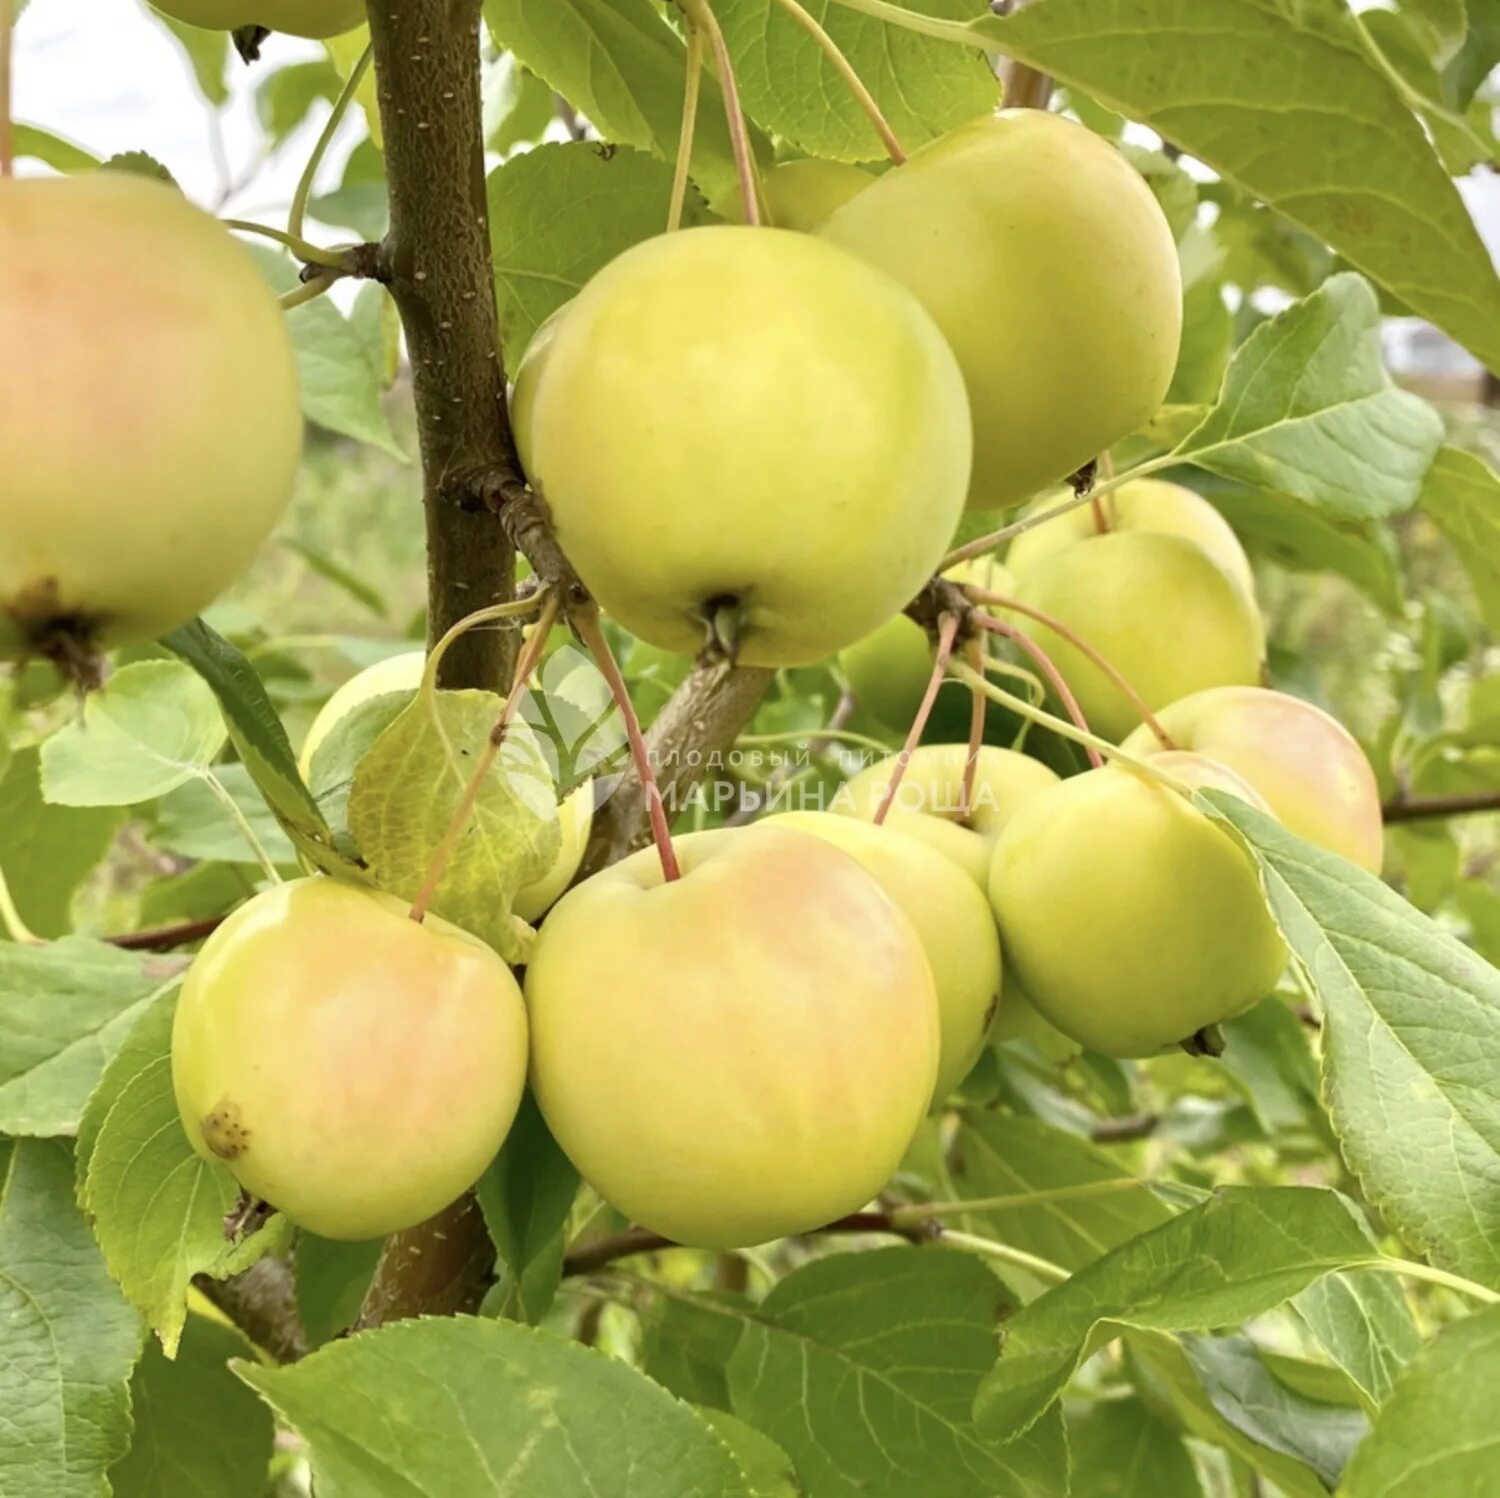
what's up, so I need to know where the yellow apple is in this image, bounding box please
[823,111,1181,509]
[1010,533,1265,741]
[525,826,939,1247]
[151,0,368,38]
[1145,748,1275,813]
[988,767,1286,1057]
[837,743,1060,886]
[767,811,1002,1101]
[521,226,971,665]
[172,878,528,1239]
[298,650,595,921]
[508,302,567,473]
[1122,686,1383,872]
[0,174,300,660]
[838,557,1014,730]
[717,159,874,231]
[1007,479,1255,599]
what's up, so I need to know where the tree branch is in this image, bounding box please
[194,1258,308,1363]
[1382,791,1500,823]
[366,0,520,693]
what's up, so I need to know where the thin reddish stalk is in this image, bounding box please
[1090,495,1109,533]
[667,24,704,232]
[690,0,759,225]
[959,636,985,821]
[408,593,562,924]
[971,611,1104,769]
[968,588,1175,750]
[873,613,960,826]
[573,611,681,882]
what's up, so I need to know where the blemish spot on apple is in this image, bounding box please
[201,1100,251,1160]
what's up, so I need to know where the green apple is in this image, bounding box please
[172,878,528,1239]
[1010,532,1265,741]
[838,556,1014,730]
[837,743,1060,886]
[823,111,1181,509]
[0,174,300,660]
[298,650,595,921]
[1122,686,1383,871]
[988,766,1286,1057]
[525,826,939,1247]
[1007,479,1255,599]
[1145,748,1275,813]
[151,0,368,37]
[521,226,971,666]
[509,301,567,475]
[767,811,1002,1101]
[717,159,874,231]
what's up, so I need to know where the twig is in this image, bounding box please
[995,0,1052,108]
[873,613,960,825]
[195,1259,309,1364]
[1090,1111,1161,1144]
[769,0,906,162]
[107,915,226,952]
[1382,791,1500,823]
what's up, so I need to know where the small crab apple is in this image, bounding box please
[525,826,940,1248]
[172,878,528,1240]
[0,174,300,666]
[519,226,972,666]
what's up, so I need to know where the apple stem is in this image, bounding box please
[769,0,907,163]
[1090,494,1110,533]
[825,0,981,49]
[968,587,1177,750]
[0,864,42,946]
[872,612,960,826]
[408,592,562,925]
[419,593,546,701]
[0,0,14,180]
[667,23,705,232]
[222,219,350,270]
[686,0,761,226]
[279,273,340,311]
[289,41,372,244]
[574,610,682,883]
[969,610,1104,768]
[940,453,1172,570]
[959,636,985,821]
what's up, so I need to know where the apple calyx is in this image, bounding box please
[232,25,269,63]
[1180,1023,1228,1059]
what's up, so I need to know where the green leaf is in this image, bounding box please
[975,0,1500,373]
[948,1112,1175,1271]
[1170,275,1444,519]
[725,1247,1070,1496]
[1338,1304,1500,1497]
[1204,480,1404,613]
[156,14,231,107]
[716,0,997,162]
[1293,1271,1421,1410]
[109,1316,274,1498]
[1218,995,1323,1139]
[641,1291,744,1410]
[256,58,340,144]
[1206,793,1500,1291]
[0,748,124,939]
[238,1317,754,1495]
[1166,275,1234,408]
[475,1092,580,1324]
[78,988,282,1356]
[975,1187,1384,1438]
[249,247,404,457]
[163,619,355,878]
[0,1138,141,1498]
[0,938,185,1137]
[488,140,714,375]
[698,1410,799,1498]
[1068,1397,1200,1498]
[482,0,753,200]
[484,52,556,153]
[12,122,101,173]
[1420,445,1500,634]
[150,764,297,868]
[348,690,560,961]
[40,661,228,807]
[294,1233,383,1348]
[1182,1335,1370,1487]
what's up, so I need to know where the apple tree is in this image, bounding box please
[3,0,1500,1494]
